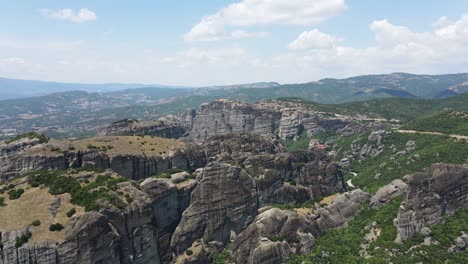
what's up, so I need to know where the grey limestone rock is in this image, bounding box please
[370,179,407,209]
[396,163,468,240]
[170,162,258,256]
[230,190,370,264]
[98,119,186,139]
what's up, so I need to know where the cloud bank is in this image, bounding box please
[39,8,97,23]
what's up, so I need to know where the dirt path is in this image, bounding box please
[396,129,468,140]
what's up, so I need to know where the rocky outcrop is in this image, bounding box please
[396,163,468,241]
[230,190,370,264]
[99,119,186,139]
[203,133,282,159]
[1,132,348,263]
[448,232,468,252]
[0,138,56,181]
[370,179,407,209]
[171,162,258,255]
[140,177,197,262]
[229,208,318,264]
[313,190,371,230]
[0,142,207,182]
[278,112,352,140]
[97,99,377,143]
[0,175,198,264]
[186,100,281,142]
[239,150,344,205]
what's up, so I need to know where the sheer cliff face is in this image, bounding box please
[396,164,468,241]
[187,100,281,142]
[170,162,258,255]
[0,141,207,182]
[0,178,196,264]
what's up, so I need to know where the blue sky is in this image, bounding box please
[0,0,468,86]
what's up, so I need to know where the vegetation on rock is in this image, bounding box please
[5,132,49,144]
[28,170,127,211]
[15,231,32,248]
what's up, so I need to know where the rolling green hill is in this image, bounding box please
[278,92,468,121]
[403,111,468,136]
[214,73,468,104]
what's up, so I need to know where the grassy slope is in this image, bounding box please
[403,111,468,136]
[22,135,186,157]
[337,132,468,193]
[219,73,468,104]
[288,198,468,264]
[278,92,468,121]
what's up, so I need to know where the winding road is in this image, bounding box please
[396,129,468,140]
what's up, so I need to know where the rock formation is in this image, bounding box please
[0,175,197,264]
[396,163,468,241]
[370,179,407,209]
[97,99,378,142]
[186,100,281,142]
[99,119,187,139]
[229,190,371,264]
[171,162,258,256]
[0,140,207,182]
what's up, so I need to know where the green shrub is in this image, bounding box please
[186,249,193,256]
[31,220,41,226]
[0,183,15,194]
[124,194,133,204]
[49,223,64,232]
[15,231,32,248]
[7,188,24,200]
[68,146,76,151]
[29,170,127,212]
[212,249,230,264]
[66,208,77,217]
[287,197,403,263]
[0,197,6,206]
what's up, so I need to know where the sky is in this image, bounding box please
[0,0,468,86]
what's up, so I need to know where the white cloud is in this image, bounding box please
[184,0,346,42]
[433,16,452,28]
[162,47,250,67]
[288,29,342,50]
[39,8,97,23]
[231,29,269,39]
[3,13,468,87]
[281,14,468,80]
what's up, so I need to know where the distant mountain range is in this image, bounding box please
[0,77,194,100]
[1,72,468,138]
[2,72,468,102]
